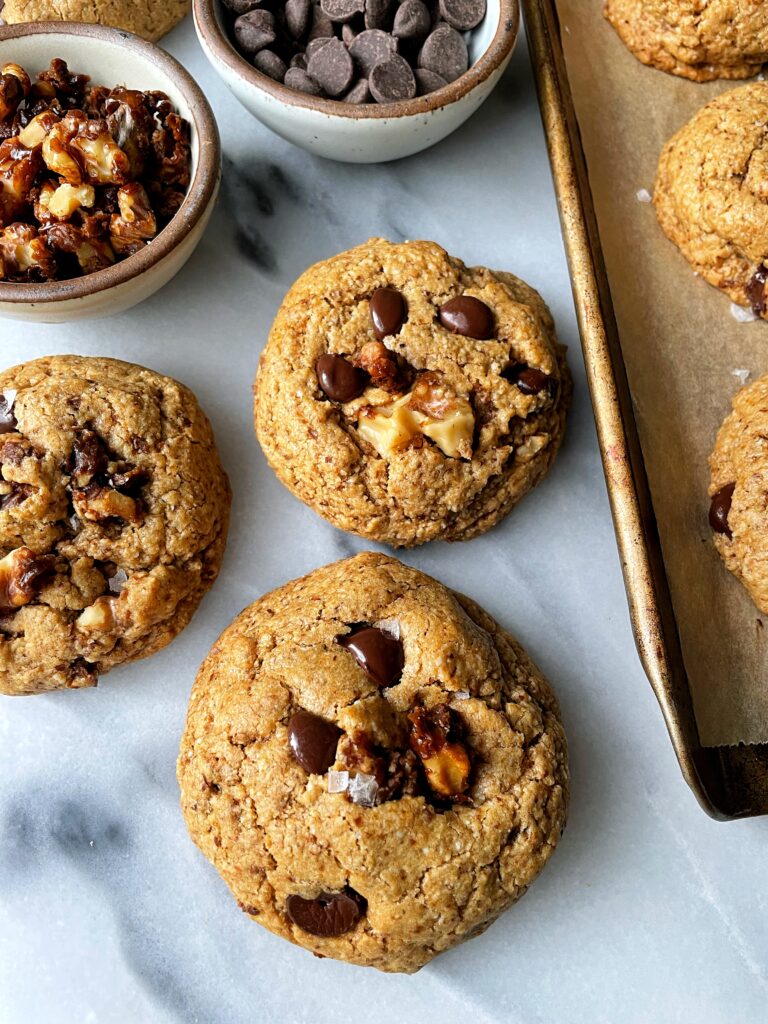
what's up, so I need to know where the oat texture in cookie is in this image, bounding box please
[604,0,768,80]
[0,0,190,41]
[655,83,768,318]
[177,552,568,974]
[254,239,571,548]
[0,355,230,696]
[709,373,768,613]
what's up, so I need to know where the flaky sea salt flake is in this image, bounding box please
[731,303,759,323]
[108,568,129,594]
[348,772,379,807]
[327,770,349,793]
[635,188,652,203]
[731,368,751,386]
[453,690,470,700]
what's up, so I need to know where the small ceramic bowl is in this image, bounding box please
[0,23,221,323]
[194,0,519,163]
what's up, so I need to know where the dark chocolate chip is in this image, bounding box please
[341,22,359,44]
[286,889,366,937]
[438,0,485,30]
[306,35,333,57]
[502,363,553,395]
[69,429,108,483]
[321,0,365,22]
[308,3,335,39]
[234,10,277,53]
[0,393,17,434]
[393,0,431,39]
[370,54,416,102]
[222,0,263,12]
[343,77,372,102]
[337,625,404,687]
[307,37,355,95]
[418,24,468,82]
[287,710,341,774]
[414,67,447,93]
[285,0,312,36]
[438,295,494,339]
[290,52,309,70]
[316,353,368,401]
[370,287,406,340]
[253,49,288,81]
[746,265,768,318]
[348,29,397,75]
[284,67,323,94]
[364,0,392,29]
[709,482,735,537]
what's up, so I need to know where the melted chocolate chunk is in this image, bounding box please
[315,353,368,403]
[286,888,366,937]
[503,363,554,396]
[746,265,768,318]
[709,482,735,537]
[69,429,108,484]
[0,483,34,511]
[0,394,17,434]
[438,296,494,339]
[288,710,341,774]
[337,624,404,687]
[369,287,406,341]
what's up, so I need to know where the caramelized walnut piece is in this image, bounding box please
[45,222,114,274]
[0,65,28,122]
[356,341,408,393]
[76,595,116,631]
[408,703,471,800]
[72,481,142,524]
[17,109,60,150]
[0,547,56,613]
[0,482,34,511]
[0,137,43,222]
[337,730,420,803]
[109,183,157,256]
[0,224,57,281]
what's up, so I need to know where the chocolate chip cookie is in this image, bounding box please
[0,355,230,696]
[604,0,768,80]
[177,552,568,973]
[655,83,768,318]
[0,0,190,42]
[709,373,768,613]
[254,239,571,548]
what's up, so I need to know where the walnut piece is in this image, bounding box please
[356,341,407,393]
[0,64,30,121]
[73,482,142,524]
[0,224,56,281]
[76,595,116,631]
[0,546,56,613]
[109,182,157,256]
[408,704,471,800]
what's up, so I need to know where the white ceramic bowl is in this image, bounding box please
[0,23,221,323]
[194,0,519,163]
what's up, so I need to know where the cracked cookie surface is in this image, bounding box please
[0,0,190,42]
[0,354,230,696]
[177,552,568,973]
[254,239,571,548]
[654,83,768,316]
[604,0,768,80]
[709,373,768,612]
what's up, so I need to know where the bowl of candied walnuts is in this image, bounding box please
[0,23,220,322]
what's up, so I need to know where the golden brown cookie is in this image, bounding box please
[708,374,768,612]
[0,354,230,696]
[254,239,571,548]
[177,552,568,974]
[654,83,768,317]
[604,0,768,80]
[0,0,190,42]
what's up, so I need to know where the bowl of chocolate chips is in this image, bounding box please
[194,0,518,161]
[0,23,220,322]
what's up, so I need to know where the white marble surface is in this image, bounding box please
[1,16,767,1024]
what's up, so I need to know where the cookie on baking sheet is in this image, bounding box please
[177,552,568,973]
[0,0,190,42]
[254,238,571,548]
[0,355,230,696]
[709,374,768,613]
[654,83,768,318]
[604,0,768,81]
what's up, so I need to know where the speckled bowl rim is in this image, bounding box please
[194,0,519,120]
[0,21,220,306]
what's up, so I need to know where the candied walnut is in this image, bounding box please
[41,115,85,183]
[37,180,95,222]
[337,731,420,804]
[356,341,408,393]
[110,183,157,256]
[45,222,114,274]
[17,109,60,150]
[43,114,130,186]
[0,482,34,511]
[0,224,57,282]
[73,482,142,524]
[152,112,191,190]
[0,138,42,223]
[76,595,116,631]
[408,704,471,800]
[0,63,30,121]
[0,547,56,613]
[36,59,89,107]
[103,88,154,177]
[110,465,149,495]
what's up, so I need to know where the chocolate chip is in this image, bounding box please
[343,78,371,102]
[348,29,397,75]
[370,287,406,340]
[0,393,17,434]
[393,0,431,39]
[438,295,494,339]
[253,49,287,81]
[341,22,358,44]
[306,36,332,58]
[746,265,768,318]
[503,363,553,395]
[316,353,368,401]
[364,0,391,29]
[69,429,108,485]
[288,710,341,774]
[321,0,365,22]
[370,54,416,102]
[337,625,404,687]
[290,52,309,70]
[418,24,468,82]
[709,482,735,537]
[438,0,485,30]
[222,0,263,12]
[285,0,312,37]
[414,67,447,94]
[307,37,355,95]
[308,3,335,39]
[284,67,323,94]
[234,10,277,53]
[286,889,366,936]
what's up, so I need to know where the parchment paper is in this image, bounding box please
[554,0,768,746]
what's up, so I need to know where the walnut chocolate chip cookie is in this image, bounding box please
[254,239,571,548]
[604,0,768,81]
[0,0,190,43]
[709,373,768,613]
[177,552,568,974]
[0,355,230,696]
[654,83,768,318]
